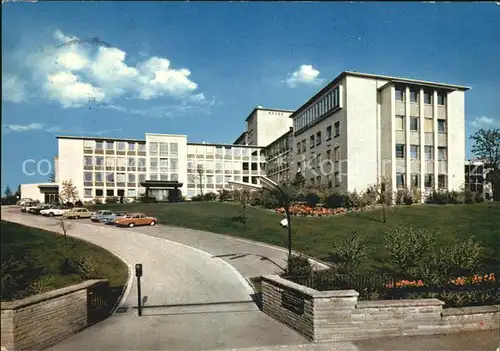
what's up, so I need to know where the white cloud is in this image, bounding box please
[283,64,323,88]
[2,75,27,103]
[8,29,205,110]
[470,116,499,129]
[4,123,45,132]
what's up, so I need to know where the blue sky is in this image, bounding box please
[2,2,499,192]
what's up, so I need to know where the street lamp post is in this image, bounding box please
[228,176,293,256]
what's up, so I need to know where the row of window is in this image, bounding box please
[84,188,143,198]
[187,145,263,157]
[187,174,232,184]
[84,172,147,183]
[395,173,447,189]
[395,144,447,161]
[84,140,147,152]
[395,87,446,105]
[294,87,341,131]
[84,156,147,167]
[296,147,342,171]
[308,172,341,189]
[148,142,179,156]
[296,122,341,153]
[395,116,447,133]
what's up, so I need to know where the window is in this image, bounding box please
[216,175,223,184]
[84,172,93,182]
[95,172,103,182]
[116,173,126,183]
[138,143,146,152]
[105,157,115,168]
[425,146,433,160]
[326,126,332,140]
[84,156,93,166]
[409,89,419,103]
[84,140,94,149]
[396,144,405,158]
[96,189,104,196]
[310,135,315,148]
[150,158,158,170]
[334,146,340,162]
[395,116,404,130]
[150,174,158,180]
[334,122,340,137]
[411,174,420,188]
[170,158,178,171]
[437,92,446,105]
[170,143,178,156]
[396,173,405,188]
[128,173,136,182]
[327,175,332,188]
[437,119,446,133]
[149,142,158,156]
[438,175,447,189]
[117,142,126,151]
[160,173,168,180]
[106,141,114,150]
[301,140,306,153]
[424,91,432,104]
[410,145,419,159]
[128,143,136,151]
[424,174,434,188]
[424,118,433,133]
[106,189,114,196]
[438,147,447,161]
[106,172,114,182]
[326,149,331,160]
[334,172,340,187]
[159,158,168,172]
[116,157,126,168]
[95,157,104,166]
[139,174,146,182]
[395,87,405,101]
[316,131,322,146]
[128,157,136,168]
[296,142,301,154]
[410,117,419,131]
[160,143,169,156]
[127,189,137,197]
[96,141,103,149]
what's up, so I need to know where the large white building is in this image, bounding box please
[22,133,266,203]
[20,71,470,203]
[287,71,469,196]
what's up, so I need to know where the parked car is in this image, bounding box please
[114,213,158,228]
[40,206,71,217]
[29,204,52,215]
[17,198,34,206]
[101,211,128,225]
[90,210,114,222]
[63,208,93,219]
[22,202,40,213]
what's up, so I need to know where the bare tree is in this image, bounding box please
[59,180,79,204]
[56,217,75,253]
[196,165,205,198]
[375,177,392,223]
[239,189,251,229]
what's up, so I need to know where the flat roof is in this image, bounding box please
[244,107,295,122]
[56,135,145,143]
[289,70,471,119]
[187,141,266,149]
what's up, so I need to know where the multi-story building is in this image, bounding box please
[243,106,294,146]
[289,71,469,197]
[22,133,266,203]
[465,159,494,198]
[264,128,294,184]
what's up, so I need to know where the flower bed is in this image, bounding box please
[275,204,362,217]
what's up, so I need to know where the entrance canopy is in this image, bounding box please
[140,180,183,189]
[140,180,183,202]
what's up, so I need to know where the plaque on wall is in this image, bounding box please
[281,290,304,315]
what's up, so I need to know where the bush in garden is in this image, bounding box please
[345,191,362,209]
[29,276,55,294]
[360,186,378,208]
[329,230,368,274]
[105,196,118,204]
[93,197,103,204]
[474,192,484,203]
[73,255,98,280]
[203,192,217,201]
[444,236,483,276]
[74,200,84,207]
[65,202,74,208]
[464,188,475,204]
[218,189,232,202]
[284,254,312,277]
[324,193,345,209]
[191,194,203,202]
[411,187,422,203]
[305,191,321,207]
[382,226,436,277]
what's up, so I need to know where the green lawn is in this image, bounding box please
[89,202,500,273]
[1,220,128,301]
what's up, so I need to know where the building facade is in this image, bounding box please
[264,128,294,184]
[288,71,469,196]
[465,159,494,199]
[38,133,266,203]
[243,106,294,146]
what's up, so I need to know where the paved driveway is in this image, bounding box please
[1,208,312,350]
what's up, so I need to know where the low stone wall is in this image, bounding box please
[261,275,500,342]
[1,279,109,351]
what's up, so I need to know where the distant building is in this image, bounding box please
[465,159,494,199]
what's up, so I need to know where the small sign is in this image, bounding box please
[281,290,304,315]
[135,263,143,277]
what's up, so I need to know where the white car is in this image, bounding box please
[17,198,34,206]
[40,207,71,217]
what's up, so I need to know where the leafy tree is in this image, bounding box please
[196,164,204,198]
[4,185,12,198]
[15,185,21,198]
[470,128,500,200]
[59,180,79,204]
[239,189,251,229]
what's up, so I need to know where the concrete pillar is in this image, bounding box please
[419,89,425,201]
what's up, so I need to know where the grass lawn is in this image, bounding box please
[1,220,128,302]
[89,202,500,273]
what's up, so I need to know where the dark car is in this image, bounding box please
[30,204,52,215]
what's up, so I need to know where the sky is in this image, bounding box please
[2,2,500,192]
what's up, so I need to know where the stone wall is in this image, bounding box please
[1,279,109,351]
[261,275,500,342]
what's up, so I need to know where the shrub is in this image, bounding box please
[203,192,217,201]
[191,195,203,202]
[29,276,55,295]
[395,189,414,205]
[464,188,475,204]
[93,197,103,204]
[284,254,312,277]
[74,200,83,207]
[329,230,368,274]
[382,226,436,277]
[73,256,98,280]
[218,189,232,202]
[105,196,118,204]
[443,236,483,276]
[411,187,422,203]
[360,187,378,207]
[474,192,484,203]
[305,191,321,207]
[345,191,361,209]
[324,193,345,209]
[65,202,74,208]
[139,194,157,203]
